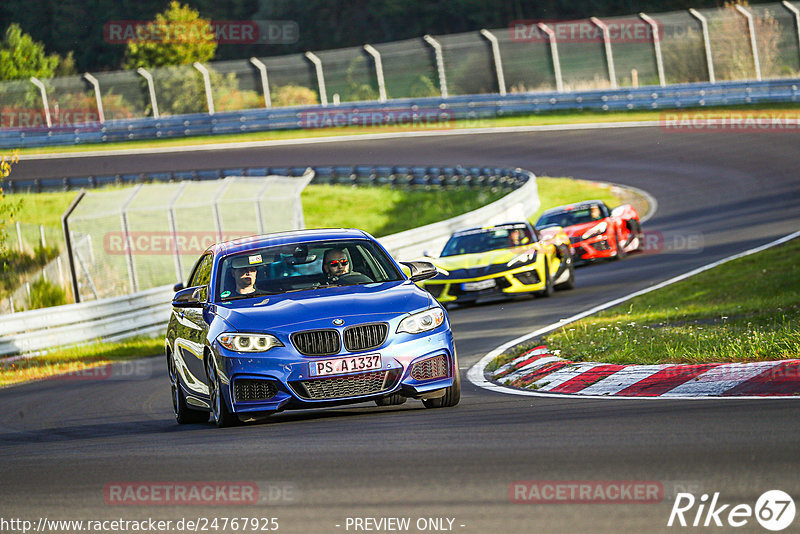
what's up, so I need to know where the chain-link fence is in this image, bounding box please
[63,173,311,302]
[2,2,799,130]
[0,222,68,314]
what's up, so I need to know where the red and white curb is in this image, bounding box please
[467,230,800,400]
[489,346,800,398]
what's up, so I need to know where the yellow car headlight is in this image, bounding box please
[507,251,537,268]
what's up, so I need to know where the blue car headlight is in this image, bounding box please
[397,308,445,334]
[217,333,283,352]
[581,221,608,240]
[507,251,537,268]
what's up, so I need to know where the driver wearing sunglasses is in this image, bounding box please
[322,248,350,282]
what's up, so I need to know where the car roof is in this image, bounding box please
[539,200,605,217]
[211,228,372,257]
[450,221,530,237]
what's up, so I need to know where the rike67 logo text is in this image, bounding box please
[668,490,795,531]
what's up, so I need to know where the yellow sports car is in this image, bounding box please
[421,222,575,306]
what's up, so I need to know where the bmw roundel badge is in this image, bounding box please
[332,318,345,326]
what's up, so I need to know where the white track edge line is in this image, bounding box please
[466,229,800,400]
[17,120,663,160]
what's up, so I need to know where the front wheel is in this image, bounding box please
[554,255,575,291]
[206,356,238,428]
[613,231,627,260]
[169,352,209,425]
[535,262,553,298]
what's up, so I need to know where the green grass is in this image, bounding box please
[0,336,163,387]
[490,237,800,371]
[11,103,800,156]
[302,185,507,237]
[8,176,625,239]
[528,177,623,222]
[2,175,628,386]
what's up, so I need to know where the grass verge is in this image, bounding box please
[2,176,625,386]
[0,337,163,387]
[7,176,623,239]
[13,103,800,156]
[489,237,800,372]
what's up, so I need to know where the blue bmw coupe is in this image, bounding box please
[166,228,460,426]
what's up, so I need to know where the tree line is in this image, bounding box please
[1,0,743,74]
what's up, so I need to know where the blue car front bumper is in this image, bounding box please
[212,327,456,415]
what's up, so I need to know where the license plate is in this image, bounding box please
[462,279,496,291]
[308,354,382,377]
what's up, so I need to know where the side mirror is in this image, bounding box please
[611,205,626,217]
[173,282,185,292]
[400,261,440,283]
[173,285,207,308]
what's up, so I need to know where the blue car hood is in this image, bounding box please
[214,280,432,330]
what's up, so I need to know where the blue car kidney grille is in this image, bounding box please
[343,323,388,352]
[296,369,400,400]
[292,329,340,356]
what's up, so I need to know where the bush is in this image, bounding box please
[29,277,67,309]
[408,75,439,97]
[270,84,319,107]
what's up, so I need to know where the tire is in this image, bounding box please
[206,355,238,428]
[554,255,575,291]
[169,352,209,425]
[422,354,461,409]
[613,231,626,260]
[535,262,553,298]
[375,392,407,406]
[629,219,644,251]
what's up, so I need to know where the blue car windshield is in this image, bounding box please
[440,225,533,257]
[217,239,403,301]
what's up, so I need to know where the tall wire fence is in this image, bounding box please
[64,173,312,302]
[0,173,311,311]
[2,2,798,130]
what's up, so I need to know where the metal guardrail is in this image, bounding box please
[2,78,798,151]
[0,285,174,356]
[380,168,538,260]
[0,166,536,356]
[6,163,528,193]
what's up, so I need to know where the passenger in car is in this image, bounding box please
[230,256,259,295]
[322,248,350,282]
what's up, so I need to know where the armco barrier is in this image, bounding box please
[0,285,174,356]
[2,78,798,151]
[0,167,537,356]
[6,163,527,194]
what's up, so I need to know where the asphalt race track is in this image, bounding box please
[3,126,800,533]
